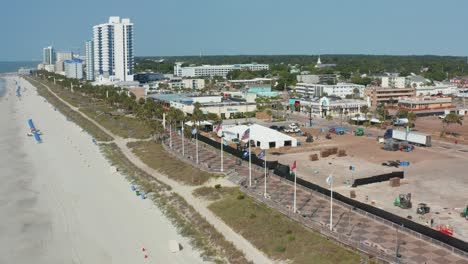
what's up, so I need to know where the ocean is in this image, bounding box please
[0,61,38,97]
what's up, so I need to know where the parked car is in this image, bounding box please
[269,125,279,130]
[278,126,287,131]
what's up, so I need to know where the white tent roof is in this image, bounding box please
[220,124,296,143]
[185,120,212,126]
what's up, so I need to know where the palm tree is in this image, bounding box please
[354,113,360,125]
[441,113,463,137]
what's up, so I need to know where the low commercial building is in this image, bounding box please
[415,83,457,96]
[174,63,269,77]
[295,83,364,98]
[364,86,416,106]
[381,75,406,88]
[397,96,454,111]
[228,78,272,88]
[167,78,205,89]
[64,59,83,79]
[18,68,35,75]
[134,72,165,83]
[289,96,369,117]
[219,124,297,149]
[296,74,320,84]
[148,94,257,119]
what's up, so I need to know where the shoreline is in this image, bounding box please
[0,75,204,263]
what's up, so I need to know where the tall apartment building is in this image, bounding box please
[174,63,269,77]
[64,59,84,79]
[93,16,134,82]
[55,52,73,73]
[85,40,94,81]
[43,46,56,65]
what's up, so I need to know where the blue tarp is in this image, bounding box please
[28,119,36,130]
[33,131,41,143]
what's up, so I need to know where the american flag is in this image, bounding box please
[215,123,223,133]
[241,128,250,140]
[257,150,266,159]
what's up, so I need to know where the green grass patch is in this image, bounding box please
[26,77,113,141]
[127,141,218,185]
[193,186,238,201]
[80,105,152,139]
[208,187,363,264]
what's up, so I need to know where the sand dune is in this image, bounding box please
[0,76,203,263]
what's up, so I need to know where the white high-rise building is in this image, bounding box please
[55,52,73,73]
[64,59,84,79]
[85,40,94,81]
[43,46,56,65]
[93,16,134,82]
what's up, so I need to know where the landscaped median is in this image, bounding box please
[195,186,363,264]
[127,141,220,185]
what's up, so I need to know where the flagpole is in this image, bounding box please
[264,150,267,198]
[169,123,173,149]
[293,164,297,213]
[221,135,224,172]
[248,131,252,187]
[330,177,333,231]
[196,123,199,164]
[181,121,184,156]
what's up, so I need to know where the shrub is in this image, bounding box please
[275,245,286,252]
[237,194,245,200]
[214,184,221,189]
[288,235,296,241]
[249,213,256,219]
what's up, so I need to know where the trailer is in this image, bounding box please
[385,129,431,147]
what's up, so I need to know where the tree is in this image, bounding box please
[441,113,463,137]
[326,114,333,121]
[406,111,417,127]
[360,105,369,115]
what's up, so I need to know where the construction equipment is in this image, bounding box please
[416,203,430,215]
[306,134,314,142]
[461,205,468,220]
[394,193,412,209]
[325,133,332,140]
[355,128,364,136]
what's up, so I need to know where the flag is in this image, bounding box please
[326,174,333,186]
[257,150,266,159]
[222,138,228,146]
[241,128,250,140]
[242,150,250,159]
[291,161,296,172]
[215,123,223,133]
[191,128,197,135]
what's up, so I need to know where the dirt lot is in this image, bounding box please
[273,130,468,241]
[414,116,468,144]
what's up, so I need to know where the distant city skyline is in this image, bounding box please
[1,0,468,61]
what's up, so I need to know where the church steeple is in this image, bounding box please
[317,55,322,65]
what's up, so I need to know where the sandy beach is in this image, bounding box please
[0,75,203,263]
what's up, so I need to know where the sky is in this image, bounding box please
[1,0,468,61]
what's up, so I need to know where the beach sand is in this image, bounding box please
[0,76,203,263]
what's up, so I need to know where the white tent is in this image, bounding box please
[184,120,213,126]
[219,124,297,149]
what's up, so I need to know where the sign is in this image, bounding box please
[227,108,239,112]
[400,161,410,167]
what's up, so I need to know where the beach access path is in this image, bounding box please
[23,76,273,264]
[0,76,204,264]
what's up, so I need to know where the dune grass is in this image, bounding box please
[198,187,363,264]
[127,141,218,185]
[100,143,251,264]
[26,77,113,141]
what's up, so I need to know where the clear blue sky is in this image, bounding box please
[2,0,467,61]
